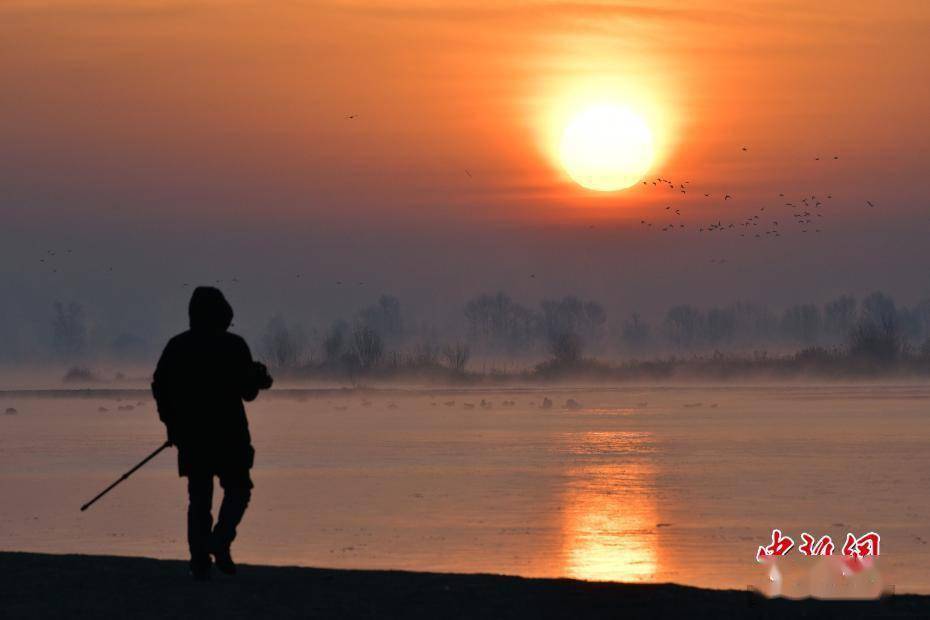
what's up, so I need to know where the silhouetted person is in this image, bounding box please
[152,287,273,580]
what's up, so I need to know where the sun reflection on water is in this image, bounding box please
[561,431,659,582]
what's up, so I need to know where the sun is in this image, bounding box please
[559,104,654,192]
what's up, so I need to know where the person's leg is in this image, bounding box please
[211,469,252,573]
[187,472,214,577]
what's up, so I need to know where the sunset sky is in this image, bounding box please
[1,0,929,353]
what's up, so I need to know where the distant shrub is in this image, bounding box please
[849,320,900,363]
[794,346,836,362]
[411,342,441,367]
[548,332,583,365]
[62,366,101,383]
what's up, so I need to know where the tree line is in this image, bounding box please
[36,288,930,373]
[255,290,928,372]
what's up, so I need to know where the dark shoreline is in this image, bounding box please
[3,381,930,399]
[1,552,927,619]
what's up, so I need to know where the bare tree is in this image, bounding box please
[849,292,900,362]
[781,304,822,345]
[261,315,306,368]
[823,295,857,342]
[52,301,86,359]
[704,307,736,345]
[358,295,404,343]
[729,302,778,344]
[620,313,651,352]
[907,298,930,343]
[323,319,349,363]
[664,305,701,349]
[442,342,471,373]
[464,292,538,352]
[353,323,384,369]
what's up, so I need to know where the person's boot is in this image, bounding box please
[211,546,237,575]
[189,555,212,581]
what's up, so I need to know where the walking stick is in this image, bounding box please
[80,441,173,511]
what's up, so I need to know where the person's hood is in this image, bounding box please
[188,286,233,332]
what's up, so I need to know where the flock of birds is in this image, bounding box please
[632,147,878,264]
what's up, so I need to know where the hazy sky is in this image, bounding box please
[2,1,929,354]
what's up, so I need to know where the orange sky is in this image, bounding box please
[3,0,927,226]
[2,1,930,342]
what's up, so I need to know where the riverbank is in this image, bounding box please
[0,552,927,619]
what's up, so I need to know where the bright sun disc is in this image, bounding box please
[559,105,654,191]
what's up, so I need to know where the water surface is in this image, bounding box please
[2,383,927,596]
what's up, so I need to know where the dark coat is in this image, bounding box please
[152,287,271,476]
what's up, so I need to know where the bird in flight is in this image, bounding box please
[346,114,358,120]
